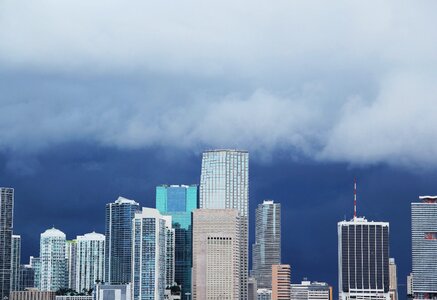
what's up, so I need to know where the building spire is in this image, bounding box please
[354,178,357,219]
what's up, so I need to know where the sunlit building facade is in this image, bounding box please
[156,184,198,294]
[11,235,21,291]
[76,232,105,291]
[200,149,249,300]
[40,227,67,291]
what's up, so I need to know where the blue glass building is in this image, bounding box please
[156,184,198,296]
[105,197,140,285]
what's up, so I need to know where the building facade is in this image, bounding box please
[290,280,332,300]
[248,277,258,300]
[40,228,67,291]
[132,208,171,300]
[65,240,77,291]
[257,289,272,300]
[412,196,437,299]
[156,184,198,295]
[11,235,21,291]
[0,187,14,299]
[272,264,290,300]
[389,259,398,300]
[18,264,35,291]
[76,232,105,291]
[9,290,56,300]
[199,149,249,300]
[30,257,40,289]
[105,197,140,285]
[338,217,390,300]
[192,209,242,300]
[94,283,132,300]
[252,200,281,289]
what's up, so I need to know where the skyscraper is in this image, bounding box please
[10,235,21,292]
[65,240,77,291]
[40,227,67,291]
[155,184,198,295]
[389,258,398,300]
[192,209,242,300]
[105,197,140,285]
[199,149,249,300]
[252,200,281,289]
[272,264,291,300]
[411,196,437,299]
[131,208,172,300]
[0,187,14,300]
[338,217,390,300]
[76,232,105,291]
[30,257,40,289]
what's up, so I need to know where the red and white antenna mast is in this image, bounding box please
[354,178,357,219]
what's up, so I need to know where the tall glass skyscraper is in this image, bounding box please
[40,227,67,291]
[0,187,14,300]
[132,208,172,300]
[200,149,249,300]
[338,217,390,300]
[155,184,198,295]
[10,235,21,292]
[105,197,140,285]
[412,196,437,299]
[252,200,281,289]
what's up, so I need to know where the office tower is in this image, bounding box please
[11,235,21,291]
[40,227,67,291]
[200,149,249,300]
[0,187,14,300]
[389,259,398,300]
[272,264,291,300]
[65,240,77,291]
[412,196,437,299]
[257,289,273,300]
[30,257,40,289]
[9,290,56,300]
[56,296,92,300]
[94,283,132,300]
[252,200,281,289]
[132,208,172,300]
[18,264,34,291]
[248,277,258,300]
[105,197,140,285]
[338,217,390,300]
[156,184,198,295]
[290,280,332,300]
[76,232,105,292]
[192,209,242,300]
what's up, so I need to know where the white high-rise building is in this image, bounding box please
[131,208,172,300]
[40,228,67,291]
[75,232,105,292]
[412,196,437,299]
[11,235,21,291]
[65,240,77,291]
[200,149,249,300]
[338,217,390,300]
[192,209,242,300]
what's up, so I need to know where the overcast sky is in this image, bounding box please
[1,0,437,296]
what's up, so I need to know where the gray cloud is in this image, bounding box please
[1,0,437,168]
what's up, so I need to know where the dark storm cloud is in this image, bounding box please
[1,1,437,168]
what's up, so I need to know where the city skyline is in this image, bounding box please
[2,151,432,299]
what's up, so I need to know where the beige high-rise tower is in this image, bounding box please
[192,209,242,300]
[272,264,291,300]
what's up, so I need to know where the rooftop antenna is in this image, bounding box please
[354,178,357,219]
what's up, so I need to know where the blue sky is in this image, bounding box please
[1,0,437,297]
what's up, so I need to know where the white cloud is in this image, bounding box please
[1,0,437,168]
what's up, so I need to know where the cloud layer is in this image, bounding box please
[1,0,437,168]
